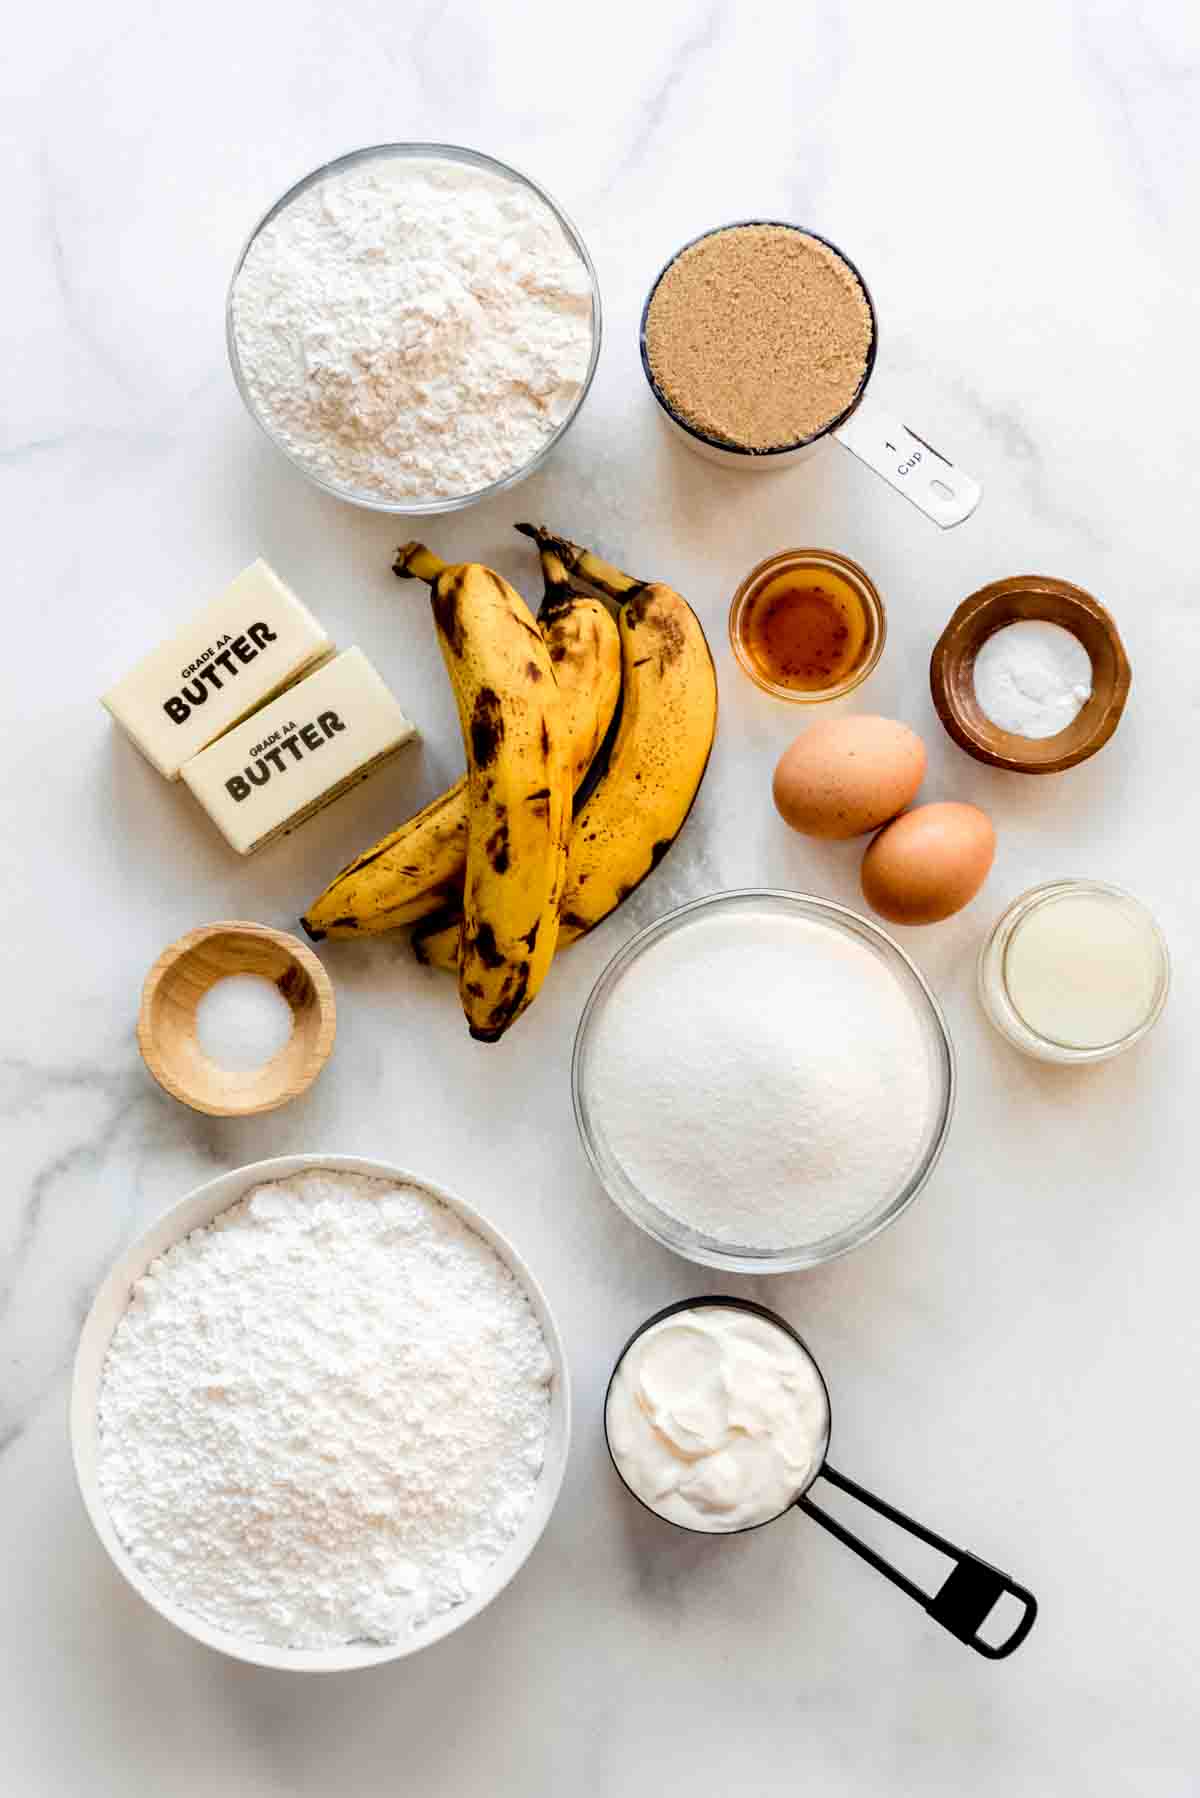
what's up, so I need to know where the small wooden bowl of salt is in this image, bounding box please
[930,576,1131,774]
[138,922,335,1117]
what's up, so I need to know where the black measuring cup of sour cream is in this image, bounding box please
[605,1297,1036,1659]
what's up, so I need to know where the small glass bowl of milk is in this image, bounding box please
[978,880,1169,1064]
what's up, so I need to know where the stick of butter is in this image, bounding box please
[102,560,333,779]
[181,648,417,855]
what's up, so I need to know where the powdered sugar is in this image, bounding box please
[230,154,595,501]
[96,1170,553,1648]
[586,909,934,1251]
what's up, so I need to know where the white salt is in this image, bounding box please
[195,973,294,1071]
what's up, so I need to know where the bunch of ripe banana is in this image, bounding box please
[301,526,718,1042]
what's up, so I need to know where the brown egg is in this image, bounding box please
[861,802,996,925]
[772,716,927,840]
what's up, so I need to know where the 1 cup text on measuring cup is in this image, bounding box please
[883,436,922,478]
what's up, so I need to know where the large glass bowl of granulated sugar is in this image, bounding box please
[572,891,955,1273]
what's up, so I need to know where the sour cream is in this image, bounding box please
[605,1306,830,1532]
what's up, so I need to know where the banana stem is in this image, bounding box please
[393,542,448,585]
[540,542,572,596]
[535,541,580,619]
[514,523,647,600]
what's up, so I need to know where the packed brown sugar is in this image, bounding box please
[644,226,873,450]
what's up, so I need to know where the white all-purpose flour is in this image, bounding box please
[230,156,594,501]
[96,1171,553,1648]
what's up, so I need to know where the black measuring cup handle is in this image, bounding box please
[797,1463,1037,1659]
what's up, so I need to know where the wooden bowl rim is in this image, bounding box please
[929,575,1131,774]
[137,921,336,1117]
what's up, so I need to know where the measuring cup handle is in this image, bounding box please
[832,401,982,528]
[797,1462,1036,1659]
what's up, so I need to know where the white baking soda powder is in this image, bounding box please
[587,909,935,1252]
[972,620,1093,739]
[96,1171,553,1648]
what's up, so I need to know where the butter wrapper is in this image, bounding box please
[102,560,332,779]
[181,648,417,855]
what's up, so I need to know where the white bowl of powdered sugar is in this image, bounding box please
[71,1155,570,1670]
[226,143,601,512]
[573,891,955,1273]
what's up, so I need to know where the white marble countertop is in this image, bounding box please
[4,1,1198,1791]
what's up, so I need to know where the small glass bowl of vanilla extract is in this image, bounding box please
[728,548,886,702]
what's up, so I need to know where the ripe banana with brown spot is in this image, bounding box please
[302,783,467,940]
[412,526,717,973]
[301,548,620,943]
[535,545,623,787]
[394,542,572,1042]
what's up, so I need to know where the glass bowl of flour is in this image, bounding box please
[573,891,955,1273]
[226,144,602,513]
[70,1154,570,1670]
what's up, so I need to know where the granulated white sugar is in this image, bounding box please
[96,1170,553,1648]
[586,909,934,1251]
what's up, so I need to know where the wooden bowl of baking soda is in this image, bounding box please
[930,576,1131,774]
[138,922,335,1116]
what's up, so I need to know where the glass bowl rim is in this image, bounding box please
[571,888,956,1273]
[728,545,888,703]
[977,878,1171,1062]
[225,141,603,515]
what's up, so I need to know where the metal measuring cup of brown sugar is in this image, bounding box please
[639,222,982,529]
[605,1297,1036,1659]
